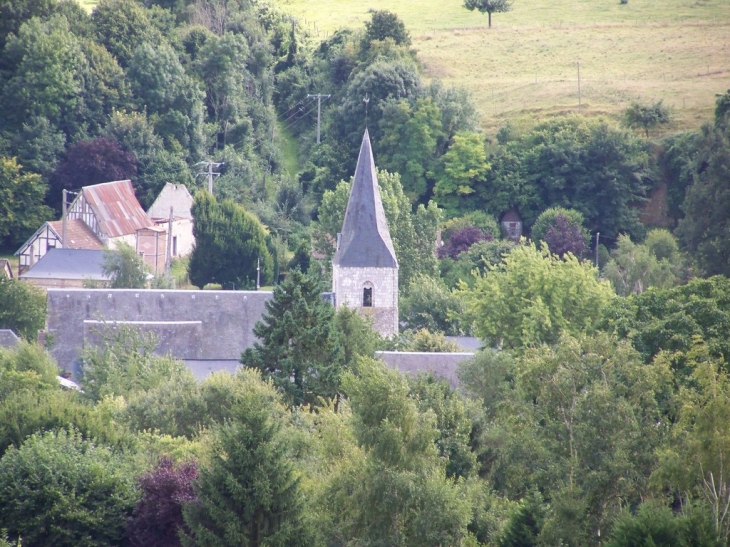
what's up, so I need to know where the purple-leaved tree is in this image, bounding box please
[438,226,493,259]
[127,457,198,547]
[544,214,587,258]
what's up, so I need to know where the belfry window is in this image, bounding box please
[363,287,373,307]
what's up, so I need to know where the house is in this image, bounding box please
[501,209,523,241]
[147,183,195,259]
[15,180,168,275]
[0,259,13,279]
[65,179,153,248]
[15,220,104,275]
[19,248,109,289]
[332,129,399,337]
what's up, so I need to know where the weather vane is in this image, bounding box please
[363,94,370,128]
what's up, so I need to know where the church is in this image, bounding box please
[331,129,399,337]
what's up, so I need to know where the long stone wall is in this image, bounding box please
[47,289,273,372]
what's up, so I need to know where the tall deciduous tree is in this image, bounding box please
[329,358,474,546]
[182,369,312,547]
[0,276,47,341]
[603,234,678,296]
[188,191,273,289]
[378,97,443,203]
[241,269,340,406]
[463,0,512,28]
[0,157,53,249]
[50,137,137,209]
[463,241,614,350]
[433,131,490,216]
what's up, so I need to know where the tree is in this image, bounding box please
[378,97,443,202]
[0,276,46,341]
[463,0,512,28]
[361,9,411,51]
[50,137,137,210]
[0,428,137,547]
[0,15,87,142]
[328,358,474,547]
[462,241,615,350]
[81,324,191,402]
[603,234,678,296]
[101,241,148,289]
[91,0,161,67]
[127,41,206,157]
[182,369,312,547]
[438,226,493,259]
[241,269,340,406]
[400,273,466,335]
[543,214,588,258]
[434,131,490,216]
[487,334,672,544]
[624,100,671,138]
[530,207,587,244]
[127,457,198,547]
[0,157,53,250]
[676,124,730,277]
[187,191,273,289]
[485,117,653,238]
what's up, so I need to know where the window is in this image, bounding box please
[363,287,373,307]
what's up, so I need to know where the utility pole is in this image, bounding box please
[256,257,261,290]
[595,232,600,268]
[195,161,224,194]
[307,93,330,143]
[166,206,173,279]
[61,189,77,245]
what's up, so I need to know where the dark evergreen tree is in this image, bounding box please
[188,191,274,289]
[498,494,544,547]
[241,269,340,406]
[182,371,311,547]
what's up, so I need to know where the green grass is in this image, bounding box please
[276,0,730,134]
[276,120,301,176]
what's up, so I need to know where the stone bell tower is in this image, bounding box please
[332,129,399,337]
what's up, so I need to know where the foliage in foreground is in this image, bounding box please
[0,429,138,547]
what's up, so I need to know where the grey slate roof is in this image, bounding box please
[333,129,398,269]
[0,330,21,348]
[20,248,108,281]
[147,183,194,220]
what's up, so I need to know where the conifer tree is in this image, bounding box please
[188,191,273,289]
[241,269,340,406]
[182,370,311,547]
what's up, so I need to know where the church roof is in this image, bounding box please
[333,130,398,269]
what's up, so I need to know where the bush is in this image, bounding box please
[0,429,138,547]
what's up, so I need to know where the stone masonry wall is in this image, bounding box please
[332,265,398,336]
[47,289,273,371]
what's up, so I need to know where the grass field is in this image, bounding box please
[275,0,730,135]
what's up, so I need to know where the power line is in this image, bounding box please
[194,160,224,194]
[307,93,331,143]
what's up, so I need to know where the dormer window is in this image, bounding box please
[363,285,373,307]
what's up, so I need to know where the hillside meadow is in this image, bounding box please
[273,0,730,134]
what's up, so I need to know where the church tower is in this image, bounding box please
[332,129,399,336]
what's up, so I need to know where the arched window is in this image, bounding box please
[363,282,373,307]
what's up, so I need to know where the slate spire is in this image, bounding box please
[333,129,398,268]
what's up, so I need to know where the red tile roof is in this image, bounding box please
[48,220,104,250]
[82,180,152,238]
